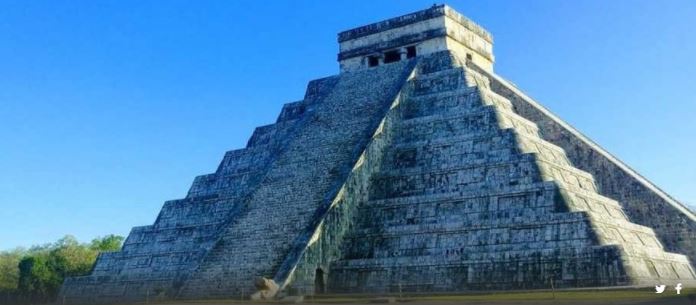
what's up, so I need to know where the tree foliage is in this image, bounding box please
[0,234,123,303]
[90,235,124,252]
[0,249,24,292]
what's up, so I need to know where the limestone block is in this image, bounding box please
[250,277,279,301]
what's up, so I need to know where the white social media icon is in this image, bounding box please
[655,285,666,293]
[675,283,682,295]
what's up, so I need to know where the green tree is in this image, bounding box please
[89,235,124,252]
[12,234,124,303]
[18,254,60,299]
[49,236,98,278]
[0,248,25,292]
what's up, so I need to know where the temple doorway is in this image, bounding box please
[314,268,326,294]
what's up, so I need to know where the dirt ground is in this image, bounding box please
[50,289,695,305]
[132,289,696,305]
[146,299,694,305]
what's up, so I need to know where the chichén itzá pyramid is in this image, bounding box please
[60,4,696,303]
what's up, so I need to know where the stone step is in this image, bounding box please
[332,245,619,269]
[355,204,559,229]
[477,86,516,112]
[115,241,216,257]
[558,184,622,210]
[395,111,501,143]
[366,181,558,208]
[385,147,521,172]
[187,143,277,198]
[347,238,597,261]
[515,132,572,166]
[398,103,494,126]
[216,144,276,174]
[349,211,590,238]
[275,100,307,123]
[536,159,597,190]
[127,222,221,240]
[247,118,302,147]
[409,70,469,96]
[391,125,516,150]
[374,152,539,178]
[401,90,480,119]
[401,88,513,121]
[410,67,465,83]
[402,86,477,104]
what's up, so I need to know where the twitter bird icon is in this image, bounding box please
[655,284,666,293]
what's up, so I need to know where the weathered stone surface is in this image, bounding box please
[468,64,696,265]
[60,4,696,304]
[312,53,695,294]
[176,59,416,299]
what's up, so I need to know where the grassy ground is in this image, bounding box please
[134,288,696,305]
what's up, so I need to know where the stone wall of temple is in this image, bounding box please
[338,5,493,72]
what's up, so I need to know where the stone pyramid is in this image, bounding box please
[61,5,696,303]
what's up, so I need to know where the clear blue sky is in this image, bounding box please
[1,0,695,250]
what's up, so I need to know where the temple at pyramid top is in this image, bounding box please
[338,4,494,72]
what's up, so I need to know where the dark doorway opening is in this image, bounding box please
[406,46,417,58]
[315,268,326,294]
[383,50,401,63]
[368,56,379,67]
